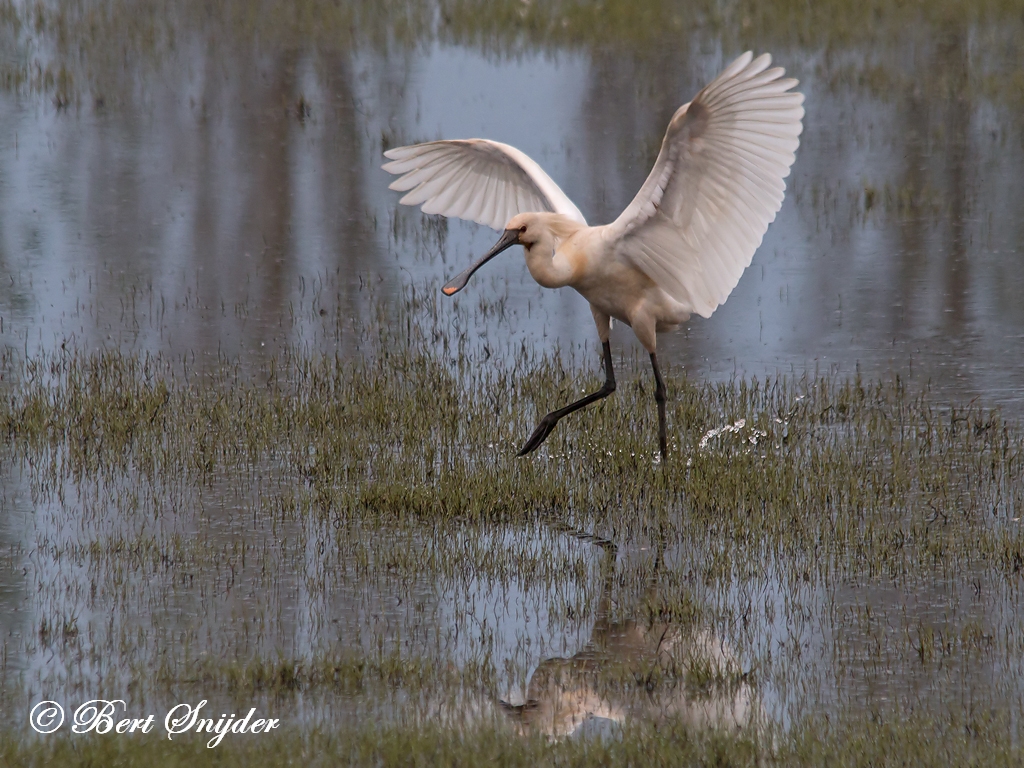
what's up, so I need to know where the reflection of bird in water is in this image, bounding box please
[384,52,803,459]
[500,535,767,740]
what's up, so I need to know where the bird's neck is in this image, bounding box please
[523,216,585,289]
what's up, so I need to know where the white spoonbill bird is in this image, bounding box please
[383,52,803,459]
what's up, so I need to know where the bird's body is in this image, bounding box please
[512,212,692,347]
[383,52,804,458]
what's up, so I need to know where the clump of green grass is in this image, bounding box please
[6,335,1020,580]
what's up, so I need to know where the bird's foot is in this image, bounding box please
[517,413,560,456]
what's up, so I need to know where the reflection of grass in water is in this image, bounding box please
[1,288,1023,762]
[171,650,472,695]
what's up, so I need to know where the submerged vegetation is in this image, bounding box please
[1,289,1024,763]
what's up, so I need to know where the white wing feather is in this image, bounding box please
[382,139,586,230]
[609,52,804,318]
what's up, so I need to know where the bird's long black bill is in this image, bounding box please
[442,228,519,296]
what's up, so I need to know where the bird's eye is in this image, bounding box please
[519,225,527,233]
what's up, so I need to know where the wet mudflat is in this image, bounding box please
[2,1,1024,765]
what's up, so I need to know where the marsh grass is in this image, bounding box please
[1,712,1021,767]
[3,0,1024,110]
[1,288,1024,762]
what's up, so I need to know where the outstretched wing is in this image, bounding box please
[382,139,586,231]
[608,52,804,318]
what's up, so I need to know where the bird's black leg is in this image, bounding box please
[650,352,667,460]
[518,340,616,456]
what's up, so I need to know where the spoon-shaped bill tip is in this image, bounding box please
[440,228,520,297]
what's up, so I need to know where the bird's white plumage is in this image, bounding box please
[382,139,587,231]
[382,52,803,457]
[382,51,803,322]
[608,52,804,318]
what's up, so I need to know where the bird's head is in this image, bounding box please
[505,213,539,247]
[441,212,578,296]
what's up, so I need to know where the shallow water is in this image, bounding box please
[2,1,1024,759]
[2,7,1023,411]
